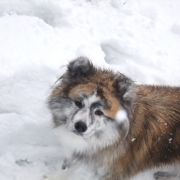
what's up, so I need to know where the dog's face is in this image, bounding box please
[48,57,134,153]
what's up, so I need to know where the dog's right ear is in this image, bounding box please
[67,57,95,78]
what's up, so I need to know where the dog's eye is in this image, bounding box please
[75,101,82,108]
[95,110,103,116]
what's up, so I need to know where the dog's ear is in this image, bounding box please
[114,73,133,102]
[67,57,94,78]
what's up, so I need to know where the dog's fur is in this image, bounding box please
[48,57,180,180]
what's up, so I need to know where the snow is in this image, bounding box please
[115,109,128,124]
[0,0,180,179]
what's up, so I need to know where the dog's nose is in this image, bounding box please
[75,121,87,133]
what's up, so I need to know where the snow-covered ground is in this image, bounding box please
[0,0,180,179]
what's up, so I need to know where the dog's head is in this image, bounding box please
[48,57,134,153]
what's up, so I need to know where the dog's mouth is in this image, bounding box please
[72,129,95,139]
[72,130,82,136]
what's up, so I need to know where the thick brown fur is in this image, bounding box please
[49,57,180,180]
[105,85,180,179]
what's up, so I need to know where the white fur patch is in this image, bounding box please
[54,126,89,158]
[115,109,129,140]
[115,109,128,124]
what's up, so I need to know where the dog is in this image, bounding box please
[47,57,180,180]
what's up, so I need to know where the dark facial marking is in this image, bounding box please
[90,101,103,109]
[94,110,104,116]
[53,115,67,126]
[48,96,73,127]
[74,101,83,108]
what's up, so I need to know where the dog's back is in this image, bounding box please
[105,85,180,179]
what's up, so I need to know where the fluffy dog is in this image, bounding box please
[47,57,180,180]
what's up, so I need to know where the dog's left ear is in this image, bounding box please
[114,73,133,102]
[67,57,94,78]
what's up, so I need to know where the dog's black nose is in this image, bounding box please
[75,121,87,133]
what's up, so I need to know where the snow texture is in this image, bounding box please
[0,0,180,179]
[115,109,128,124]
